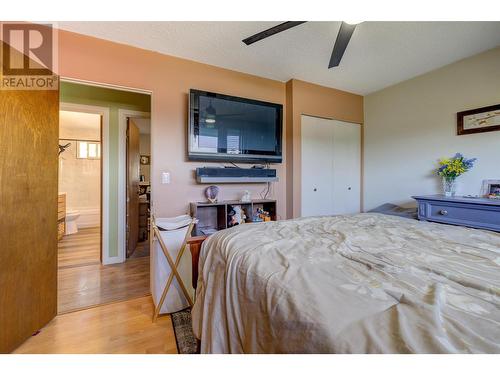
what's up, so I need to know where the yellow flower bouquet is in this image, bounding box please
[436,153,476,197]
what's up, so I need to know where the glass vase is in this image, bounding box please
[442,178,457,197]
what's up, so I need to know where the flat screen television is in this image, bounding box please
[188,89,283,163]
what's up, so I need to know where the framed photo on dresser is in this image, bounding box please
[482,179,500,199]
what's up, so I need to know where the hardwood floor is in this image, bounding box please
[14,296,178,354]
[130,240,150,259]
[58,256,150,313]
[58,227,100,268]
[15,227,168,353]
[58,227,150,314]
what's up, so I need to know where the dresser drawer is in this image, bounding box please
[417,199,500,232]
[57,209,66,221]
[430,202,499,224]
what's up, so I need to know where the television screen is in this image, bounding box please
[188,89,283,163]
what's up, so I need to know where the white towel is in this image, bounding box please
[155,215,193,231]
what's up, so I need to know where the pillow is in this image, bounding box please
[368,203,418,220]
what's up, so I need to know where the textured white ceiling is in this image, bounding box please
[58,21,500,95]
[60,110,100,136]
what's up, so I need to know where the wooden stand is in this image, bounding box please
[189,199,276,236]
[187,236,208,290]
[188,199,277,289]
[57,193,66,240]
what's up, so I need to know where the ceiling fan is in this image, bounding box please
[242,21,360,68]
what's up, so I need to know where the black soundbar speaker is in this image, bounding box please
[196,167,278,183]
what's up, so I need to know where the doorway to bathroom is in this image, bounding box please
[58,80,152,314]
[58,110,102,270]
[58,107,104,313]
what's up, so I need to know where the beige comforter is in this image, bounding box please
[191,214,500,353]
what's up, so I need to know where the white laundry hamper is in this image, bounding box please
[151,215,196,315]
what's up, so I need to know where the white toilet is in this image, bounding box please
[65,210,80,235]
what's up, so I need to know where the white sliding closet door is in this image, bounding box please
[301,115,335,216]
[301,115,361,217]
[331,120,361,214]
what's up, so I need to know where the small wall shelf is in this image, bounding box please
[189,199,277,236]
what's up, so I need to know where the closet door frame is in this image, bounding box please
[300,114,362,217]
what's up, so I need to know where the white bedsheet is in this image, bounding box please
[192,214,500,353]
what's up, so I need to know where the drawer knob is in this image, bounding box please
[439,210,448,216]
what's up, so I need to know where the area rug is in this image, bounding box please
[171,308,198,354]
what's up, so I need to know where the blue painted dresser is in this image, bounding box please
[413,195,500,232]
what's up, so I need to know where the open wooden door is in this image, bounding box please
[126,118,140,257]
[0,45,59,353]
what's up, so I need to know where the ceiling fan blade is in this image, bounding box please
[242,21,307,45]
[328,22,357,68]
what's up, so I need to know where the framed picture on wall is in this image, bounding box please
[140,155,150,165]
[457,104,500,135]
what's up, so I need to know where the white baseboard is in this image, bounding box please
[74,207,100,228]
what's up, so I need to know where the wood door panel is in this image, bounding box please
[126,119,140,257]
[0,84,59,352]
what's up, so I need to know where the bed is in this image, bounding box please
[191,213,500,353]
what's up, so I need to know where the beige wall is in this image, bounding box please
[364,47,500,210]
[139,134,151,155]
[285,79,364,218]
[59,30,287,220]
[59,111,101,212]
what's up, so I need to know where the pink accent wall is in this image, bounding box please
[285,79,364,218]
[58,30,288,219]
[58,30,364,220]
